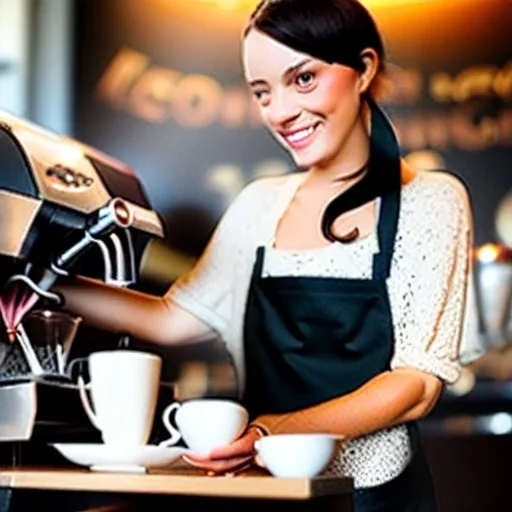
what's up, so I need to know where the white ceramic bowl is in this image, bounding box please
[254,433,341,478]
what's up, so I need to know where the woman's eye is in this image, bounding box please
[253,90,270,102]
[296,72,315,88]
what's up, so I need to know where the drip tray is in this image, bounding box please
[0,379,94,443]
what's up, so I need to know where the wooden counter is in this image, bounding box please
[0,467,352,500]
[0,467,354,512]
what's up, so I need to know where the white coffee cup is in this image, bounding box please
[159,398,248,456]
[77,350,162,447]
[254,433,341,478]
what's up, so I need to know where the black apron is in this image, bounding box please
[242,185,438,511]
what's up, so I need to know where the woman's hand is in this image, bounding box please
[181,425,264,475]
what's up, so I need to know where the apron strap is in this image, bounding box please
[368,97,402,281]
[253,246,266,279]
[372,189,400,280]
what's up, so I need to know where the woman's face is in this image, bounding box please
[243,29,364,170]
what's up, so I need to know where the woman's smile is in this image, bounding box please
[280,122,321,150]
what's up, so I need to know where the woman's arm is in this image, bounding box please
[252,368,442,438]
[183,367,442,474]
[55,276,213,345]
[54,180,261,346]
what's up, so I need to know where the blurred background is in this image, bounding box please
[0,0,511,509]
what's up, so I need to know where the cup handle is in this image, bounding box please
[253,440,266,469]
[77,375,102,431]
[66,356,88,381]
[158,402,182,447]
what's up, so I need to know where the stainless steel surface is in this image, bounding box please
[476,262,512,346]
[0,191,41,258]
[127,202,165,238]
[474,244,512,349]
[0,109,165,233]
[0,110,111,214]
[0,382,37,441]
[0,109,166,448]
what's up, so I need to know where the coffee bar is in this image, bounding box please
[0,0,511,510]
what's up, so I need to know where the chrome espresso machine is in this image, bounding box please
[0,109,166,465]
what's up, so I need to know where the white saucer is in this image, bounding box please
[51,443,188,472]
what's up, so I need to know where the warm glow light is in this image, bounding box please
[218,0,247,9]
[184,0,256,10]
[59,144,85,166]
[157,0,480,16]
[477,244,505,263]
[362,0,470,5]
[187,0,475,8]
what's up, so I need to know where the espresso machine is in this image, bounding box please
[0,109,166,463]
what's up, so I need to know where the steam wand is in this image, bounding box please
[52,198,133,277]
[6,272,62,305]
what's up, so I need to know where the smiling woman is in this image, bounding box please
[55,1,473,510]
[244,32,374,173]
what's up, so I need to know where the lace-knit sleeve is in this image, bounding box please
[166,182,258,339]
[389,173,473,384]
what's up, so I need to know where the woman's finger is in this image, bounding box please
[208,429,260,460]
[224,461,254,477]
[182,454,253,474]
[181,452,211,463]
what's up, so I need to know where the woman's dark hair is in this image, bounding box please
[245,0,386,96]
[245,0,401,244]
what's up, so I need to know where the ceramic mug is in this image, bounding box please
[77,350,162,447]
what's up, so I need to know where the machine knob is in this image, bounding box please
[112,198,132,228]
